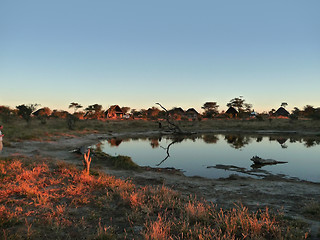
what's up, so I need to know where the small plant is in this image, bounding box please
[83,149,92,175]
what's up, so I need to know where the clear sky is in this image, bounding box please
[1,0,319,113]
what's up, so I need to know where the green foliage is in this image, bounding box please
[146,107,161,120]
[201,102,219,118]
[94,150,140,170]
[16,104,38,122]
[85,104,104,119]
[0,105,14,123]
[227,96,245,112]
[69,102,83,113]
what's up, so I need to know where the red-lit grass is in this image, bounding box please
[0,156,309,239]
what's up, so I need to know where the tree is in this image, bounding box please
[244,103,253,113]
[130,109,138,118]
[269,109,276,116]
[303,105,315,118]
[16,104,38,122]
[201,102,219,118]
[227,97,245,112]
[84,104,103,119]
[291,107,301,118]
[147,107,160,119]
[121,107,131,114]
[69,102,83,113]
[0,106,13,123]
[281,102,288,108]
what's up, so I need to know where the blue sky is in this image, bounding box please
[1,0,319,113]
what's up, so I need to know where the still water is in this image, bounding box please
[97,134,320,182]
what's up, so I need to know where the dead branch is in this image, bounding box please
[250,156,288,167]
[156,103,184,134]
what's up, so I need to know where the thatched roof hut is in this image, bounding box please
[32,108,51,117]
[186,108,199,119]
[105,105,124,119]
[169,107,185,115]
[274,107,289,117]
[186,108,198,115]
[226,107,238,118]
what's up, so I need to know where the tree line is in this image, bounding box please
[0,96,320,124]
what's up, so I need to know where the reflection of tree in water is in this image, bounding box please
[256,137,263,142]
[289,138,298,143]
[149,137,160,148]
[202,134,219,144]
[303,138,320,148]
[95,142,102,152]
[107,138,123,147]
[157,137,184,166]
[224,135,251,149]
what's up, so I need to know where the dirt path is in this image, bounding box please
[2,133,320,238]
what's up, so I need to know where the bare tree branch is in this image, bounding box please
[156,102,183,134]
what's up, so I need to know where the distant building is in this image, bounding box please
[186,108,199,120]
[105,105,124,119]
[226,107,238,118]
[168,107,185,120]
[273,107,289,117]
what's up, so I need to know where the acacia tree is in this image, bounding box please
[201,102,219,118]
[227,96,252,115]
[85,104,103,119]
[227,97,245,112]
[16,104,38,122]
[281,102,288,108]
[69,102,83,113]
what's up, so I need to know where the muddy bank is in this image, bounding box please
[1,132,320,237]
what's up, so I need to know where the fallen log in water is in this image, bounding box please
[251,156,288,165]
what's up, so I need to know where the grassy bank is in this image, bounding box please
[0,155,310,239]
[2,118,320,144]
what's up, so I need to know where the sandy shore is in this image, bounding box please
[2,132,320,237]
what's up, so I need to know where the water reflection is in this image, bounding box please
[99,133,320,182]
[108,138,123,147]
[202,134,219,144]
[207,164,283,179]
[157,137,185,166]
[150,138,160,148]
[224,135,251,149]
[104,134,320,150]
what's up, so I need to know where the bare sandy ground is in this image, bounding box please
[2,132,320,237]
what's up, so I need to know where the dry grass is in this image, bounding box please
[0,155,310,239]
[2,118,320,145]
